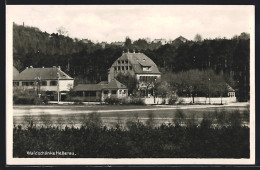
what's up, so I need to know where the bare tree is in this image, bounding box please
[194,34,203,42]
[57,26,69,36]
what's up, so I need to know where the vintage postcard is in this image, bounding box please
[6,5,255,165]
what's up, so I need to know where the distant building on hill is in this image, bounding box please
[152,38,167,45]
[111,41,124,47]
[13,66,74,101]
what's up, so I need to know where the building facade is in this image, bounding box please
[13,66,74,101]
[108,52,161,96]
[73,79,128,102]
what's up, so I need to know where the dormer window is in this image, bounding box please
[142,66,152,71]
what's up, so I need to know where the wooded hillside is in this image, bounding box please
[13,23,250,101]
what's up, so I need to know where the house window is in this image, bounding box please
[13,82,19,86]
[125,60,128,64]
[122,60,124,64]
[85,91,96,97]
[123,90,126,94]
[129,66,132,70]
[112,90,117,94]
[122,66,124,70]
[104,90,109,94]
[118,66,121,70]
[119,90,122,94]
[41,81,47,86]
[125,66,128,70]
[118,60,120,64]
[143,66,152,71]
[22,82,34,86]
[114,66,117,71]
[50,80,57,86]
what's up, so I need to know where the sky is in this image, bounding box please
[7,5,254,43]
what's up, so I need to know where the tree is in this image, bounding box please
[116,73,138,95]
[194,34,203,42]
[56,26,69,36]
[162,69,228,102]
[124,36,132,49]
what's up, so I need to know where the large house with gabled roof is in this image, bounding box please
[13,66,74,101]
[108,52,161,96]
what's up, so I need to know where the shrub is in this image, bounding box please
[104,97,121,105]
[104,97,145,105]
[168,95,178,105]
[13,89,45,105]
[13,123,250,158]
[129,97,145,105]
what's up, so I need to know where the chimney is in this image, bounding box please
[127,49,129,53]
[30,66,33,68]
[133,50,135,53]
[42,66,44,68]
[57,66,61,70]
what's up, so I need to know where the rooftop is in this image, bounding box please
[13,67,73,81]
[74,79,127,91]
[117,52,160,74]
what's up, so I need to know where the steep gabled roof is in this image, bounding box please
[106,79,127,89]
[13,67,73,81]
[226,84,235,92]
[117,53,160,74]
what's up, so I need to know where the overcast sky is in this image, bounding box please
[7,5,254,43]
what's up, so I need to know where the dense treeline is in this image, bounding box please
[13,23,250,101]
[13,111,249,158]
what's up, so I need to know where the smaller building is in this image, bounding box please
[73,79,128,102]
[227,84,236,98]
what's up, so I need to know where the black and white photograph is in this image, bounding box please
[6,5,255,165]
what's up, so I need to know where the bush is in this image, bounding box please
[129,97,145,105]
[104,97,145,105]
[13,89,46,105]
[168,95,178,105]
[104,97,121,105]
[13,123,250,158]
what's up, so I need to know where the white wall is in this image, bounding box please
[143,97,237,105]
[15,79,74,92]
[178,97,237,104]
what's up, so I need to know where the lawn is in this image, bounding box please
[13,104,249,128]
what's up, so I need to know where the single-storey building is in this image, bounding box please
[73,79,128,102]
